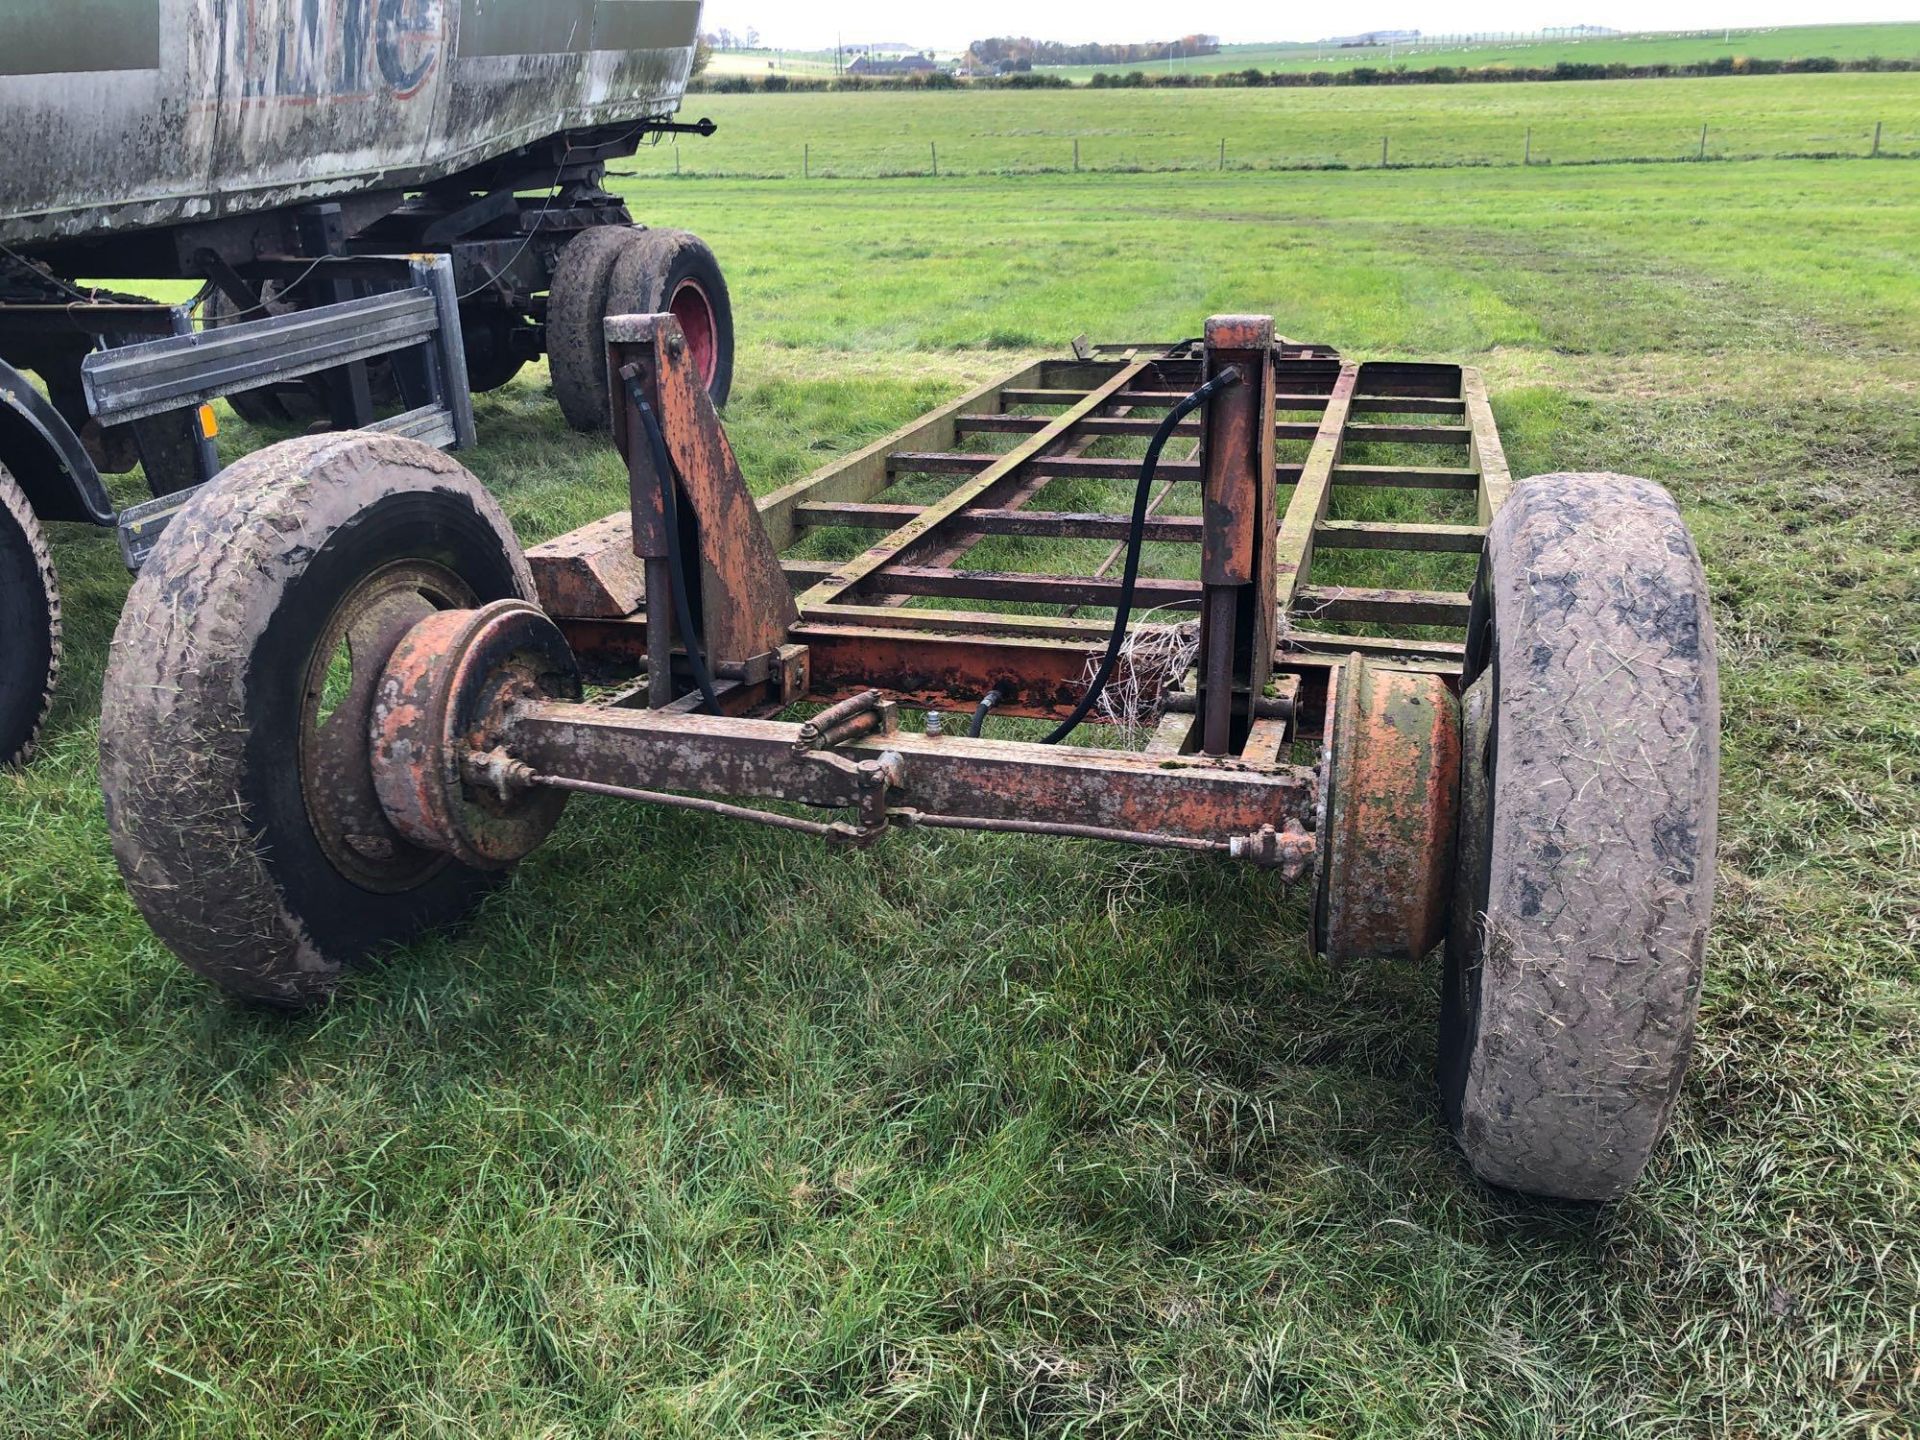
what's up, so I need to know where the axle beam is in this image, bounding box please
[507,703,1318,845]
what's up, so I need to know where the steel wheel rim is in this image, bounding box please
[668,278,719,389]
[297,560,477,893]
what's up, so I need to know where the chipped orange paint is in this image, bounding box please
[369,601,578,869]
[352,325,1489,901]
[605,313,798,667]
[1319,656,1462,962]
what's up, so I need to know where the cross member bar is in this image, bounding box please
[508,702,1318,847]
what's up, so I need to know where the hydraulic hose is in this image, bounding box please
[968,689,1002,737]
[625,372,722,715]
[1038,365,1243,746]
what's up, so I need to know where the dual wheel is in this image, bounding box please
[98,440,1716,1200]
[547,226,733,429]
[207,225,733,429]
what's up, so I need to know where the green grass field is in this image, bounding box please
[706,48,843,79]
[644,74,1920,176]
[3,83,1919,1435]
[1036,22,1920,81]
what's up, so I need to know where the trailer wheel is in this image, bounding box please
[609,229,734,410]
[1440,473,1718,1201]
[0,463,60,769]
[99,432,536,1006]
[548,226,645,431]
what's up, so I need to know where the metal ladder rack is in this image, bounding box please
[85,255,476,570]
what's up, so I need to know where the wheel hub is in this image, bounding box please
[1316,656,1462,963]
[668,278,718,389]
[369,599,582,870]
[298,560,476,892]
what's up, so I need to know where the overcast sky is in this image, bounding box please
[697,2,1918,50]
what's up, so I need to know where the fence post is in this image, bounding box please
[1381,134,1389,167]
[1074,138,1080,173]
[931,141,938,177]
[1872,120,1882,156]
[1524,127,1531,166]
[1219,137,1226,171]
[1698,123,1708,160]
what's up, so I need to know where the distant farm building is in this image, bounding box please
[848,53,938,75]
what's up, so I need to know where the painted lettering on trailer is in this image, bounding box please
[234,0,442,102]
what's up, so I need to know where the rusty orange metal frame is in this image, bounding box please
[526,327,1508,738]
[468,315,1509,933]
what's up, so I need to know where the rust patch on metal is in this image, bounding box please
[1318,655,1461,962]
[512,703,1318,846]
[449,323,1498,924]
[370,599,582,870]
[607,313,798,667]
[526,512,646,620]
[296,559,472,894]
[1230,819,1316,880]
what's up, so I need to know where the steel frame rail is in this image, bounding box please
[526,332,1511,761]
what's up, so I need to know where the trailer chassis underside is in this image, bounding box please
[369,314,1508,962]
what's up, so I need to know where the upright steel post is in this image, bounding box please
[610,338,677,707]
[412,255,478,451]
[606,313,798,709]
[296,206,375,431]
[1197,315,1278,755]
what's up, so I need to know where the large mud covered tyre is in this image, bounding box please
[0,463,60,769]
[607,228,734,410]
[99,433,537,1006]
[1440,473,1719,1201]
[547,225,645,431]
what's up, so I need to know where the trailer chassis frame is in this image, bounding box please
[374,312,1513,961]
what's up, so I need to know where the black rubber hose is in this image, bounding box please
[967,689,1002,738]
[626,374,722,715]
[1039,366,1243,746]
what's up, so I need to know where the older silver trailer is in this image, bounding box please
[1,0,704,247]
[0,0,735,767]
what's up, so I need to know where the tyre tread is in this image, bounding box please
[99,433,532,1005]
[1448,471,1718,1200]
[0,463,60,768]
[548,225,645,431]
[607,229,735,410]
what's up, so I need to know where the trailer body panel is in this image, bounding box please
[0,0,701,249]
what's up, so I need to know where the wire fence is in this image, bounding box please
[624,119,1915,181]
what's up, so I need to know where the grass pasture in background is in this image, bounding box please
[3,81,1919,1436]
[705,47,842,79]
[1034,21,1920,81]
[640,73,1920,177]
[701,21,1920,86]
